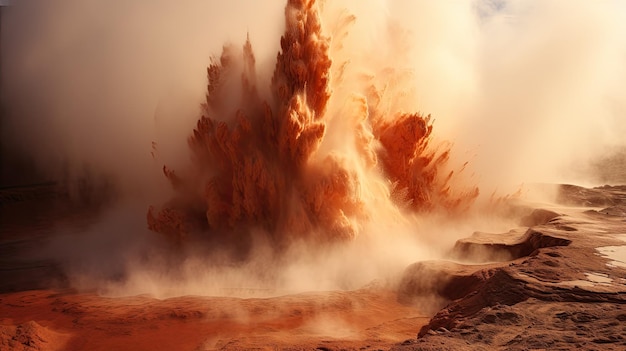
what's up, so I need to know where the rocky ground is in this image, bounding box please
[1,184,626,350]
[395,185,626,350]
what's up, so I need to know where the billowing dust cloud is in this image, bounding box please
[2,0,626,297]
[146,0,478,249]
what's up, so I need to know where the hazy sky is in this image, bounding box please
[1,0,626,194]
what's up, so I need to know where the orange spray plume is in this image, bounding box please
[148,0,478,249]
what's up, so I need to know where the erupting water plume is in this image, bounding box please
[147,0,479,249]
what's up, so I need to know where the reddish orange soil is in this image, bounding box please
[0,186,429,351]
[0,288,427,351]
[2,184,626,351]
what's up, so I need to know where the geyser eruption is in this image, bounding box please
[147,0,478,249]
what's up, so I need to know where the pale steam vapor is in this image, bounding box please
[382,0,626,191]
[2,0,626,297]
[2,0,285,197]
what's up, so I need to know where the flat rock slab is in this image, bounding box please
[395,184,626,351]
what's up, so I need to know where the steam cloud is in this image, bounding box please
[2,0,626,296]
